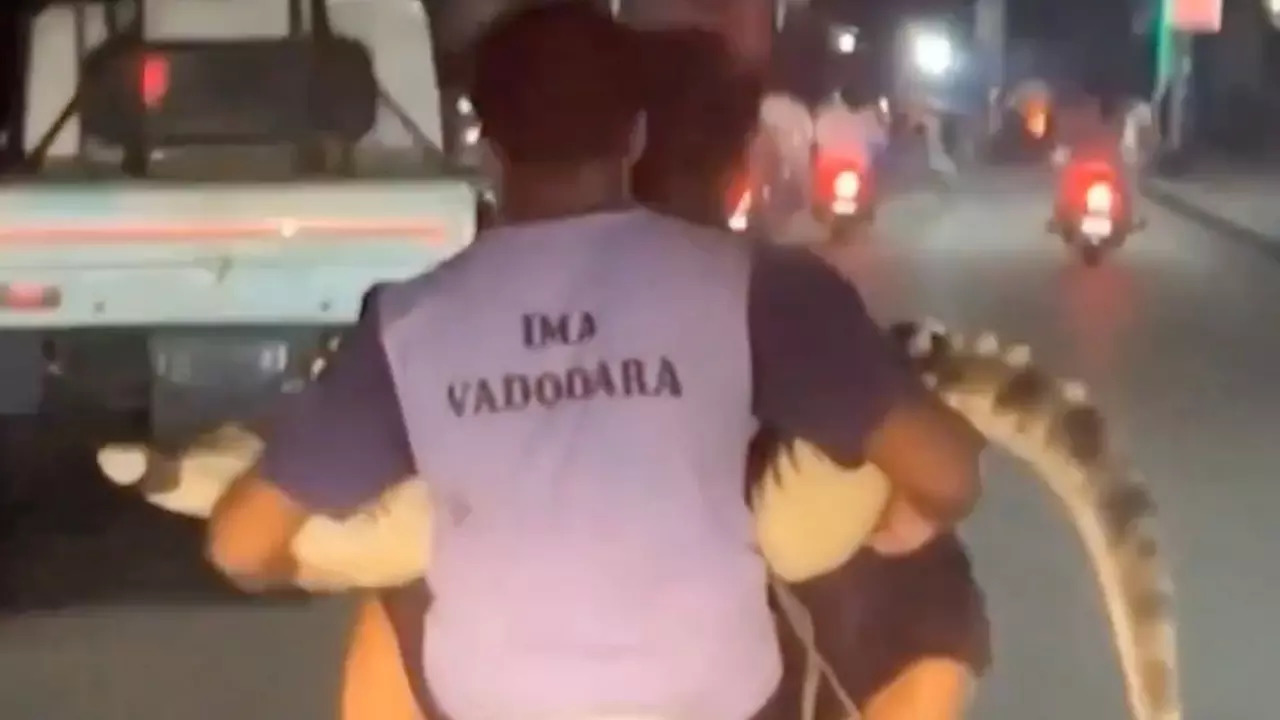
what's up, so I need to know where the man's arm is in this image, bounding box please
[861,658,976,720]
[206,288,416,590]
[749,248,983,526]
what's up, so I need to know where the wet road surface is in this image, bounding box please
[2,169,1278,719]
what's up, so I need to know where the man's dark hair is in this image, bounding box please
[632,28,763,200]
[470,1,642,164]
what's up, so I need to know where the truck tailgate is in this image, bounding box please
[0,180,475,327]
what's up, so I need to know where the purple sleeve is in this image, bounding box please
[258,287,415,516]
[747,247,922,467]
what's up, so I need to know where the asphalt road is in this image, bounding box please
[2,169,1278,719]
[826,171,1280,720]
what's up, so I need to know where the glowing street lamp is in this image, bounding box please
[910,29,955,76]
[834,29,856,54]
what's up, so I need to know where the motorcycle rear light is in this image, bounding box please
[833,170,860,199]
[0,282,61,311]
[1085,182,1113,213]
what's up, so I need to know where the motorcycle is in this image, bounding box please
[812,155,876,242]
[1048,158,1144,266]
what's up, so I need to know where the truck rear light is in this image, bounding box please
[0,282,60,310]
[140,53,171,110]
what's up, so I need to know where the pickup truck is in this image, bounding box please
[1,0,477,500]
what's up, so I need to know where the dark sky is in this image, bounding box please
[1009,0,1133,40]
[0,0,1142,156]
[813,0,1133,38]
[1,9,19,161]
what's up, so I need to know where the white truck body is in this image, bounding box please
[0,0,475,443]
[0,181,473,327]
[24,0,446,160]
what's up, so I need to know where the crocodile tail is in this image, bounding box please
[888,320,1180,720]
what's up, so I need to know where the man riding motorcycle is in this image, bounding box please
[345,23,991,720]
[1006,77,1053,143]
[203,6,982,720]
[811,89,887,233]
[637,27,990,720]
[1119,97,1158,169]
[750,88,815,230]
[813,89,887,177]
[1047,92,1145,261]
[898,89,957,182]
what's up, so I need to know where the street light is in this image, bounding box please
[828,25,858,54]
[835,30,856,53]
[910,30,955,76]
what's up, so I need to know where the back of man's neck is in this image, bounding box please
[644,188,724,228]
[498,163,632,225]
[499,194,632,225]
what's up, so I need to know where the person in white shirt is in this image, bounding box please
[1120,98,1157,169]
[758,90,814,179]
[203,7,984,720]
[813,90,886,169]
[811,89,892,206]
[752,89,815,222]
[891,88,957,181]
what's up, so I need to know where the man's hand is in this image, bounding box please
[866,492,944,557]
[203,284,416,592]
[206,469,309,592]
[864,394,984,530]
[290,479,431,592]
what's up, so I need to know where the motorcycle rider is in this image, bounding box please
[204,4,982,720]
[759,90,814,177]
[1006,77,1052,140]
[812,87,890,213]
[814,88,885,168]
[893,88,956,182]
[635,28,990,720]
[632,27,764,226]
[1049,88,1142,233]
[753,87,815,224]
[1120,96,1157,169]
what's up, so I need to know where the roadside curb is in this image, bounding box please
[1140,180,1280,263]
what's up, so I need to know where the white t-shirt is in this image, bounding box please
[758,92,814,170]
[378,209,779,720]
[1121,100,1155,166]
[814,99,885,162]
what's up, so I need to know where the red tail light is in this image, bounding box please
[1085,181,1114,213]
[0,282,61,311]
[140,53,171,110]
[833,170,861,200]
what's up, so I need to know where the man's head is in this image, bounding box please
[631,28,762,222]
[470,2,642,216]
